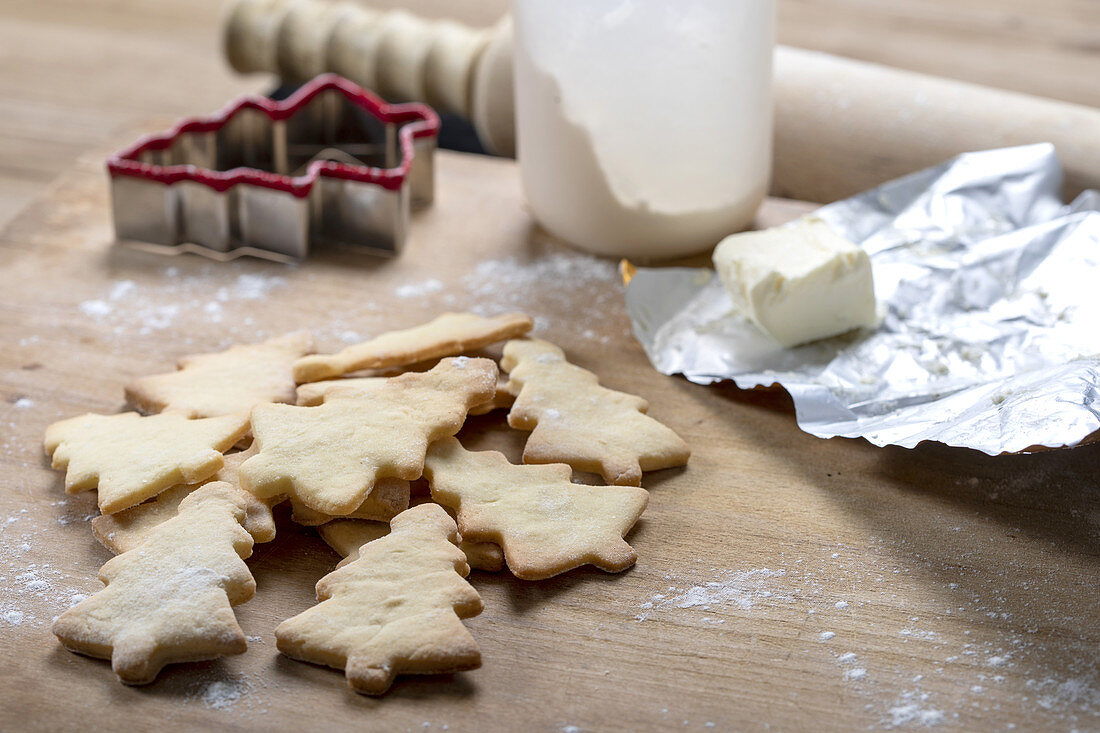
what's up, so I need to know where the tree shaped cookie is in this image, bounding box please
[320,512,504,572]
[288,478,411,526]
[126,331,313,418]
[275,503,484,695]
[501,338,690,485]
[292,311,531,383]
[44,411,249,514]
[468,373,517,416]
[92,447,276,554]
[53,482,258,685]
[297,373,515,415]
[240,357,497,516]
[424,437,649,580]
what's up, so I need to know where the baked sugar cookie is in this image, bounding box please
[424,437,649,580]
[241,357,496,515]
[276,503,483,695]
[44,412,249,514]
[126,331,313,418]
[297,372,515,415]
[287,478,411,526]
[320,513,504,572]
[502,338,689,485]
[91,447,275,554]
[53,483,258,685]
[292,312,531,382]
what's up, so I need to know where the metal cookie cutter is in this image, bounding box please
[107,74,439,262]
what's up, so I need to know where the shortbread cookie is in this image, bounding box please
[292,312,532,382]
[53,483,257,685]
[424,437,649,580]
[502,338,690,485]
[288,478,411,526]
[44,412,249,514]
[295,377,385,406]
[320,514,504,572]
[91,448,275,554]
[468,373,516,416]
[276,503,483,695]
[125,331,313,418]
[297,373,515,415]
[241,358,497,516]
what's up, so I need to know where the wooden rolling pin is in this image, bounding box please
[224,0,1100,202]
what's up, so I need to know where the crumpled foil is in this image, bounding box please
[625,144,1100,454]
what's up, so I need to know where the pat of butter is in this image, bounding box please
[712,218,877,347]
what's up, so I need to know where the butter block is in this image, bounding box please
[712,218,877,347]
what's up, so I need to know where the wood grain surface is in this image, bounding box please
[0,148,1097,731]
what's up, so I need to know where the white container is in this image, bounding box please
[512,0,775,260]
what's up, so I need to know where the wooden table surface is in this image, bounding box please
[0,144,1097,731]
[1,1,1099,730]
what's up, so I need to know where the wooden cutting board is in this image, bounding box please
[0,148,1097,732]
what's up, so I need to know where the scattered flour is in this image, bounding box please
[465,253,617,302]
[460,251,621,335]
[1030,675,1100,711]
[885,691,945,728]
[230,273,286,300]
[197,678,250,710]
[74,270,289,342]
[820,631,836,641]
[109,280,136,300]
[79,300,112,317]
[13,398,33,409]
[635,569,785,621]
[900,628,938,641]
[395,278,444,298]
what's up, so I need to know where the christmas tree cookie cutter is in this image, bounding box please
[107,74,439,262]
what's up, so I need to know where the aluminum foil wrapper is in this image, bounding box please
[625,144,1100,454]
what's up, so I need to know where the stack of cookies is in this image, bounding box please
[43,312,689,694]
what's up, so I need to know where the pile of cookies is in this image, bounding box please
[43,312,689,694]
